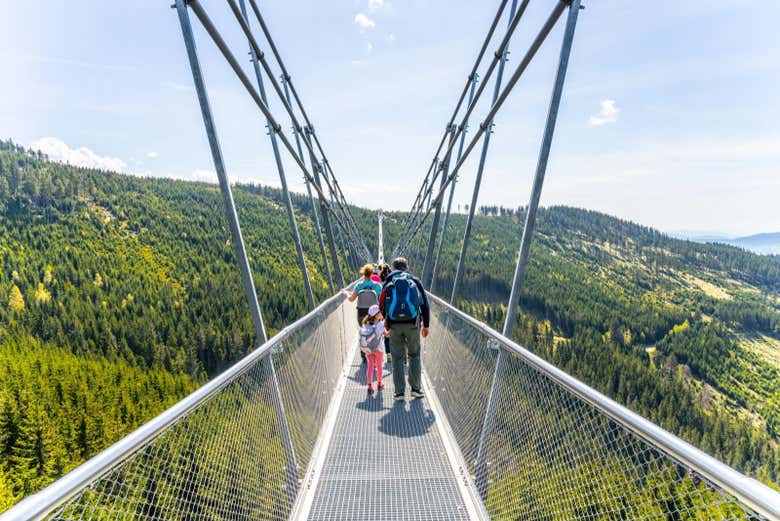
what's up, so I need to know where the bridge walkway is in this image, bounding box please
[297,349,478,521]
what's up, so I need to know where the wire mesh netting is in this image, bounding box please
[46,295,356,521]
[10,289,777,521]
[424,297,769,521]
[273,296,354,479]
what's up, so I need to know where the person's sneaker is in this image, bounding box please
[367,385,374,395]
[394,393,405,401]
[411,389,424,399]
[377,382,384,391]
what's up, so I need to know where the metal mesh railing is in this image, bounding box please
[50,359,291,521]
[7,288,780,521]
[424,294,778,521]
[273,295,353,473]
[3,292,355,521]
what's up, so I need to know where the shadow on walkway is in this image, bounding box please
[355,390,385,412]
[379,399,435,438]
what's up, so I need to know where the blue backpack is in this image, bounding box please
[384,272,420,321]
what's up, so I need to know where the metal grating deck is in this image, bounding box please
[304,352,474,521]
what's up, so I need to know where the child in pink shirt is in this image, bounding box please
[359,305,387,394]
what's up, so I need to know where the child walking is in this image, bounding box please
[359,305,387,394]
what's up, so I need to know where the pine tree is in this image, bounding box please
[0,470,16,512]
[8,285,24,312]
[10,402,59,495]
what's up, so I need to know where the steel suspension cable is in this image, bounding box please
[397,0,567,255]
[421,124,457,285]
[173,0,300,500]
[392,0,510,250]
[237,0,315,310]
[281,75,334,291]
[187,0,361,265]
[429,73,479,292]
[396,0,532,255]
[246,0,369,256]
[395,0,532,255]
[321,159,372,261]
[304,128,345,287]
[226,0,367,254]
[450,0,520,304]
[475,0,582,499]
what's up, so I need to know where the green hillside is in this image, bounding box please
[384,205,780,487]
[1,140,779,509]
[0,141,371,508]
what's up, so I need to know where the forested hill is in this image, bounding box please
[1,139,779,509]
[383,205,780,488]
[0,142,375,508]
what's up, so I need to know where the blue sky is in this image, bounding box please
[1,0,778,236]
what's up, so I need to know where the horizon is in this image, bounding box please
[5,139,777,245]
[1,1,778,236]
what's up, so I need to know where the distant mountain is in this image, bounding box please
[726,233,780,255]
[667,230,733,242]
[669,230,780,255]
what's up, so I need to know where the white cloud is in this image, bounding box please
[146,151,159,159]
[588,99,620,126]
[191,169,218,183]
[368,0,384,10]
[165,81,194,93]
[354,13,376,31]
[30,137,127,172]
[387,32,396,43]
[366,41,374,55]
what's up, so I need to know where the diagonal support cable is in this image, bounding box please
[473,0,582,499]
[396,0,534,255]
[281,75,334,291]
[238,0,315,310]
[173,0,300,500]
[450,0,521,304]
[396,0,568,255]
[186,0,362,267]
[245,0,369,256]
[393,0,511,247]
[430,73,479,293]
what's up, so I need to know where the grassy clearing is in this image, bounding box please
[681,273,733,300]
[738,332,780,370]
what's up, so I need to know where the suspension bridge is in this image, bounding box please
[3,0,780,520]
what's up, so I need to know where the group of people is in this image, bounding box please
[342,257,430,401]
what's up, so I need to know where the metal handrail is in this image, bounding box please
[6,289,778,520]
[0,289,349,521]
[427,293,780,520]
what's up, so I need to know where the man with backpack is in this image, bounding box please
[378,257,430,401]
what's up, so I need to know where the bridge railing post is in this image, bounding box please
[472,0,581,500]
[377,212,385,263]
[174,0,301,499]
